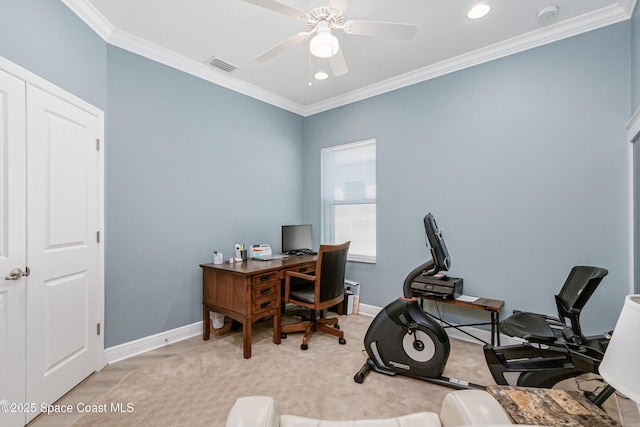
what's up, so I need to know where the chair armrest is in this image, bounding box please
[440,390,513,426]
[285,270,316,281]
[283,271,317,302]
[226,396,280,427]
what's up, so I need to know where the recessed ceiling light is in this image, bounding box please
[467,4,491,19]
[314,71,329,80]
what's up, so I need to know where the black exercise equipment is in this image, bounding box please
[354,213,612,396]
[354,213,483,390]
[484,266,610,389]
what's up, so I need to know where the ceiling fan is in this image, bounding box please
[240,0,417,77]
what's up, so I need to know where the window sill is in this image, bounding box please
[347,256,376,264]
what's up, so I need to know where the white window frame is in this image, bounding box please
[321,139,376,263]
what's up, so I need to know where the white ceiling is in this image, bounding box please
[63,0,635,116]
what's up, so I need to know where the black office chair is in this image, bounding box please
[499,265,608,345]
[281,241,350,350]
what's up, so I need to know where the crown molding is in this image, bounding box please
[106,28,307,115]
[303,3,632,116]
[619,0,638,15]
[61,0,307,115]
[62,0,114,40]
[629,107,640,143]
[63,0,633,117]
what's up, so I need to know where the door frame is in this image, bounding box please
[0,55,105,372]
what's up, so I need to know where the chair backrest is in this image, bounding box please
[315,241,350,305]
[555,265,608,338]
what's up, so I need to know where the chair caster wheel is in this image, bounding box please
[301,343,308,350]
[339,337,346,345]
[333,324,340,329]
[281,333,287,339]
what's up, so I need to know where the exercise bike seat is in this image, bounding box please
[498,266,608,346]
[498,311,561,344]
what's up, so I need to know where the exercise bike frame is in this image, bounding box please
[483,332,610,389]
[354,213,611,398]
[354,254,484,390]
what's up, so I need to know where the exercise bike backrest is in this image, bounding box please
[402,213,451,298]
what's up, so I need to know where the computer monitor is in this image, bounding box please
[282,224,313,254]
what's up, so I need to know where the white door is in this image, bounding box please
[25,84,100,420]
[0,70,27,427]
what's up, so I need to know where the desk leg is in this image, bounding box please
[273,312,281,345]
[203,304,211,340]
[243,321,252,359]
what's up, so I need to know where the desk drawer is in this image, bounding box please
[251,281,279,315]
[252,271,280,285]
[282,264,315,277]
[252,282,278,300]
[252,296,278,315]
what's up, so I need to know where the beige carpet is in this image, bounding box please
[71,314,619,426]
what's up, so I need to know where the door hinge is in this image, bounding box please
[96,138,101,151]
[97,323,101,335]
[96,231,100,243]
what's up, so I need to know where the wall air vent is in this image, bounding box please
[206,57,237,73]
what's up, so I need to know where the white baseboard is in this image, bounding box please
[104,302,519,365]
[104,321,203,364]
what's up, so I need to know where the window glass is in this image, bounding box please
[321,140,376,263]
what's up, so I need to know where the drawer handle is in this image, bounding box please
[260,275,273,282]
[260,288,272,295]
[260,301,272,309]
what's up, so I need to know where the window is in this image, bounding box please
[321,139,376,263]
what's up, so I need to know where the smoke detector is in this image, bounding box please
[537,6,559,26]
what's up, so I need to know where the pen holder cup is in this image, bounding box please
[213,252,223,264]
[241,250,248,260]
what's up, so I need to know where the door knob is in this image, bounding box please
[4,267,30,280]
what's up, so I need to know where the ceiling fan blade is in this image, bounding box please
[343,20,417,39]
[254,32,310,62]
[329,47,348,76]
[240,0,306,19]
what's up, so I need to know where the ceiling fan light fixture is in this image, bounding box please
[310,22,339,58]
[467,3,491,19]
[314,71,329,80]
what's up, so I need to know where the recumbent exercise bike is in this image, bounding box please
[484,265,614,404]
[354,213,611,396]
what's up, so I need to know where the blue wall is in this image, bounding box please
[1,1,635,345]
[304,22,632,335]
[0,0,107,110]
[0,0,305,348]
[105,47,304,346]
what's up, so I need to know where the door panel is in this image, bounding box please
[47,111,89,247]
[45,271,88,372]
[0,69,27,427]
[26,85,99,420]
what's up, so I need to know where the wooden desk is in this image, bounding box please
[416,295,504,345]
[200,256,317,359]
